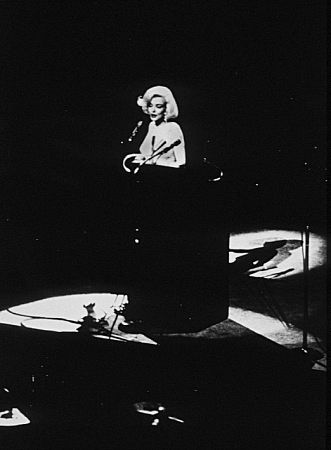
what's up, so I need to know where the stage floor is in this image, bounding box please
[0,227,326,448]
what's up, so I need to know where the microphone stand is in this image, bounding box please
[120,121,143,144]
[292,225,323,367]
[302,225,310,352]
[133,140,180,175]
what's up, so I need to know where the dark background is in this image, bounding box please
[0,0,327,300]
[0,6,326,448]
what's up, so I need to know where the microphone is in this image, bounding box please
[128,121,143,142]
[153,139,181,156]
[169,139,181,148]
[133,139,181,174]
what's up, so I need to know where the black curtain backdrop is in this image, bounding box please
[0,1,327,293]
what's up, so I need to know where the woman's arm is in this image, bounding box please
[139,123,154,157]
[168,122,186,166]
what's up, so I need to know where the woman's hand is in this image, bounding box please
[134,154,146,162]
[122,153,146,172]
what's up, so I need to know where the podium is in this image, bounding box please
[125,164,229,331]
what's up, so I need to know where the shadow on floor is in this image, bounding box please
[0,322,326,449]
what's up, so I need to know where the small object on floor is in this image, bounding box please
[114,304,129,316]
[133,402,185,427]
[77,302,110,334]
[118,320,145,334]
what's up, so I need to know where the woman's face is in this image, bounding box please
[147,96,166,122]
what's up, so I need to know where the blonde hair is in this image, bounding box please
[137,86,179,120]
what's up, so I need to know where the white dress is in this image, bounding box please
[139,121,186,167]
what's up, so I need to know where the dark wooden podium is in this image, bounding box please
[125,163,229,332]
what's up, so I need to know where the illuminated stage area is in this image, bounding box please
[229,229,326,279]
[0,223,326,447]
[0,227,326,357]
[0,236,327,368]
[1,227,326,322]
[0,293,157,345]
[0,295,326,371]
[2,1,326,446]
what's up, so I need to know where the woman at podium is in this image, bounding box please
[123,86,186,172]
[118,86,228,334]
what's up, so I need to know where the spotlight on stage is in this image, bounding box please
[229,229,326,279]
[0,293,157,345]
